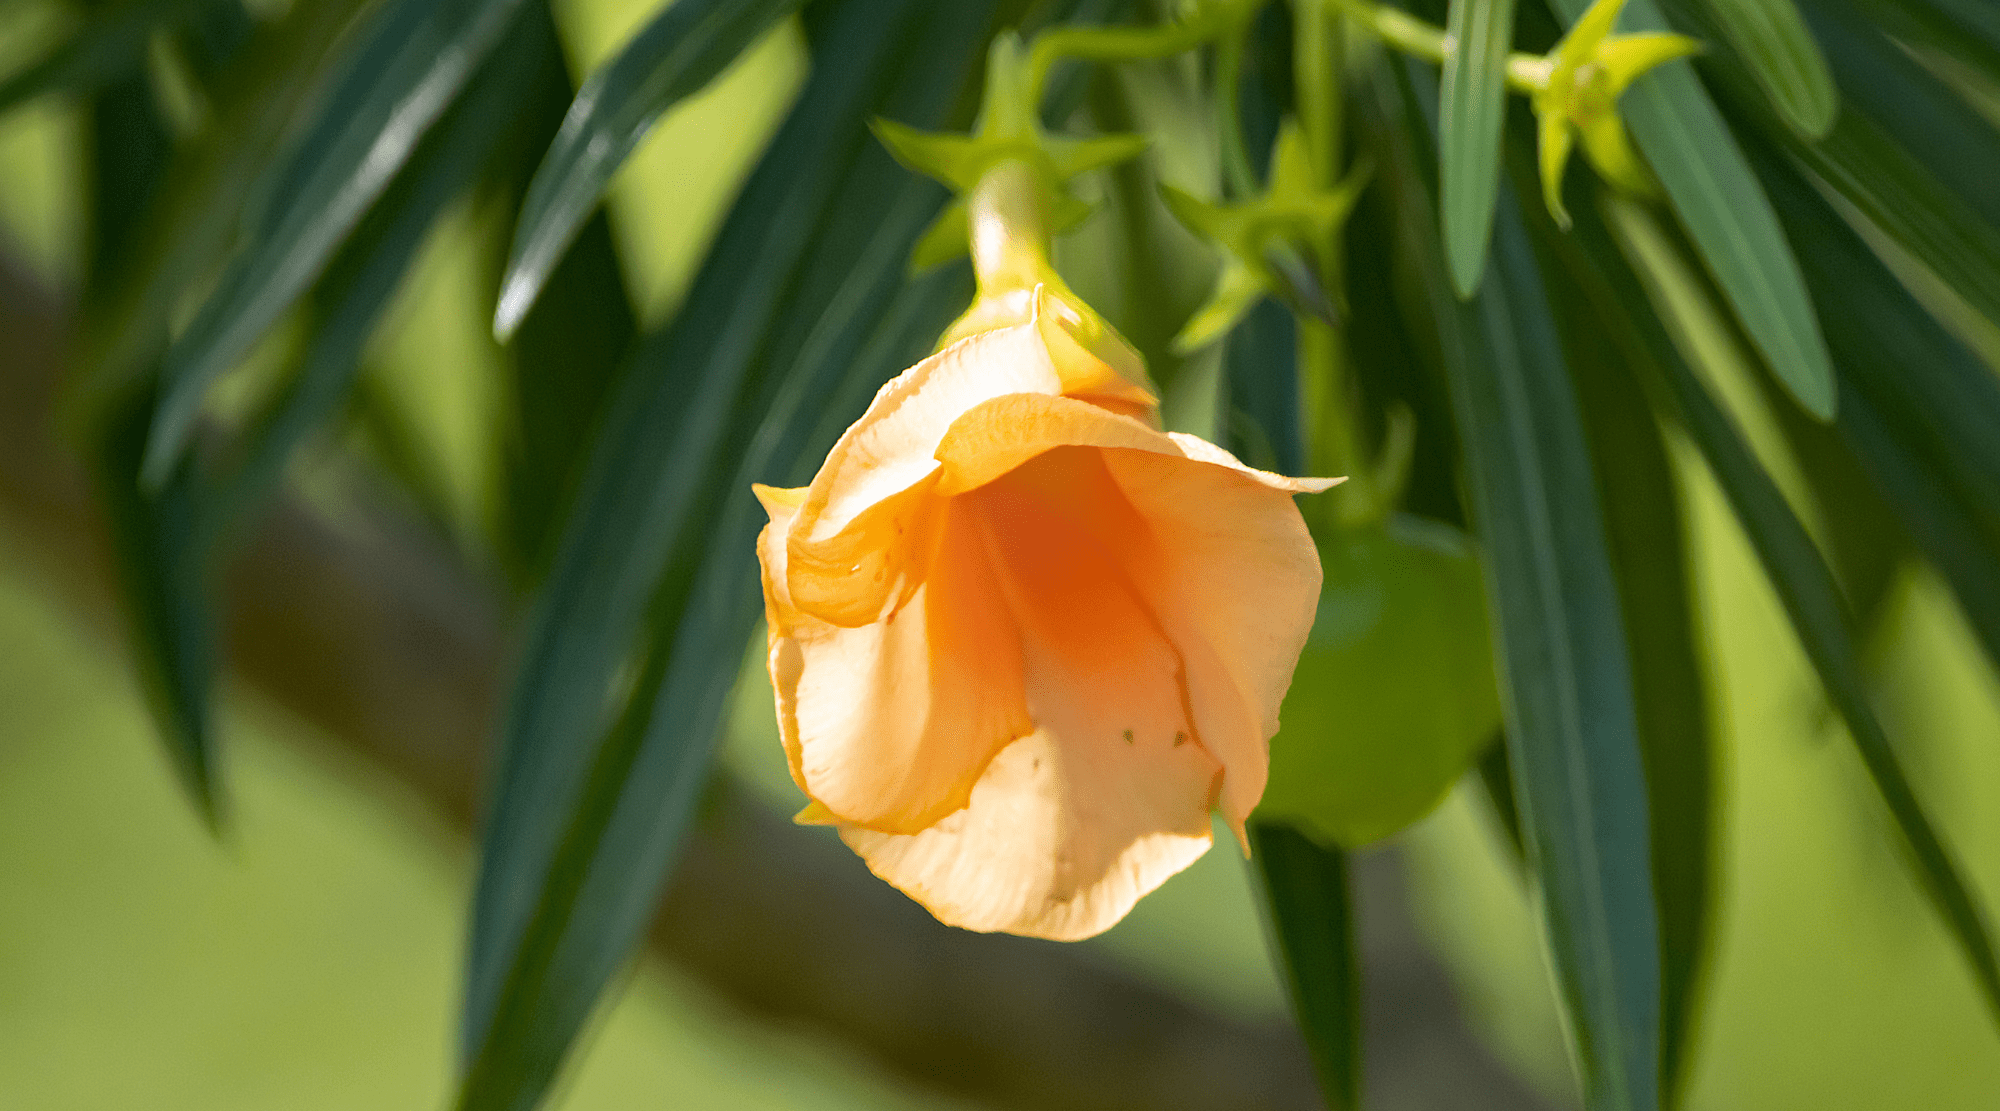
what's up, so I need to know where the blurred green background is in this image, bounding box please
[2,0,1999,1108]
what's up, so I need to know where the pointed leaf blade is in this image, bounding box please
[1602,195,2000,1029]
[142,0,532,485]
[1251,823,1361,1111]
[492,0,804,339]
[1440,0,1516,296]
[1370,62,1662,1111]
[1546,0,1836,421]
[1697,0,1836,138]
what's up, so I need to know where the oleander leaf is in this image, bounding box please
[453,2,1048,1107]
[1697,0,1836,138]
[492,0,803,340]
[1440,0,1516,296]
[1545,0,1836,421]
[1251,822,1361,1111]
[141,0,533,486]
[1602,194,2000,1030]
[1370,61,1662,1111]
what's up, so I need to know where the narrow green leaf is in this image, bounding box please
[492,0,803,340]
[1750,152,2000,673]
[1851,0,2000,76]
[1696,0,1835,138]
[85,64,220,828]
[1806,0,2000,233]
[1602,195,2000,1029]
[1250,822,1361,1111]
[1440,0,1516,296]
[1672,0,2000,361]
[1545,0,1836,421]
[454,1,1029,1106]
[141,0,532,486]
[1370,61,1662,1111]
[212,11,550,529]
[0,0,218,115]
[1538,202,1716,1107]
[96,379,221,828]
[1804,121,2000,353]
[84,0,371,392]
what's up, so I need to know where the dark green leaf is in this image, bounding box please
[1805,0,2000,231]
[1751,152,2000,676]
[1369,61,1662,1111]
[211,9,551,529]
[1850,0,2000,76]
[1250,822,1360,1111]
[85,65,220,828]
[455,0,1024,1105]
[493,0,803,340]
[491,34,639,586]
[84,0,370,392]
[1440,0,1515,296]
[1534,197,1715,1108]
[1657,0,2000,377]
[1696,0,1836,138]
[1545,0,1836,421]
[141,0,532,486]
[95,380,221,828]
[1598,195,2000,1031]
[0,0,218,115]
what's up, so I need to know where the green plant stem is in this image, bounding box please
[1292,0,1379,524]
[1215,25,1260,200]
[1333,0,1550,92]
[1026,16,1226,104]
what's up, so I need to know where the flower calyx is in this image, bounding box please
[872,31,1151,272]
[1159,122,1370,353]
[1521,0,1700,227]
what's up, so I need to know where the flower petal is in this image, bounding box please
[840,455,1224,938]
[934,398,1332,841]
[1097,444,1327,840]
[776,499,1034,834]
[786,321,1065,625]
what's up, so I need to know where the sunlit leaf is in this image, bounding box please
[492,0,803,340]
[142,0,532,486]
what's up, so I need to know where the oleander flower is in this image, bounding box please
[754,287,1335,940]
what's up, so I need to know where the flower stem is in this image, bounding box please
[1332,0,1551,92]
[1290,0,1381,526]
[1214,25,1261,201]
[1025,17,1226,100]
[968,158,1054,295]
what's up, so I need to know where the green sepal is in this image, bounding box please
[1162,124,1370,351]
[1530,0,1700,226]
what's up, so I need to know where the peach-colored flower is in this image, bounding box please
[754,287,1335,940]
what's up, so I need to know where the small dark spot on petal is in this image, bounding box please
[1122,729,1134,745]
[1173,731,1186,747]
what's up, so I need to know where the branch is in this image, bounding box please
[0,256,1555,1111]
